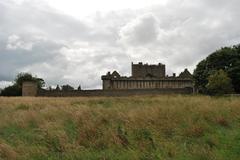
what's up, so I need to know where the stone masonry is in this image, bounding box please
[22,81,38,96]
[22,62,194,97]
[101,62,194,91]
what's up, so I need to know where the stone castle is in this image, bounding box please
[22,62,194,97]
[102,62,193,90]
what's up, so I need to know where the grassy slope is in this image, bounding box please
[0,95,240,160]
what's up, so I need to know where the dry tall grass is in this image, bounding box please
[0,95,239,160]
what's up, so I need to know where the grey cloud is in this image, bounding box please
[0,0,240,89]
[0,81,13,89]
[6,35,33,50]
[0,36,64,81]
[119,13,160,46]
[0,0,114,43]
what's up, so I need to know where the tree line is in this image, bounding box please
[194,44,240,95]
[0,73,45,96]
[1,44,240,96]
[0,73,81,96]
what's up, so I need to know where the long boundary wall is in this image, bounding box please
[22,81,193,97]
[37,88,193,97]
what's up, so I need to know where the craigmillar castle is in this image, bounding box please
[22,62,194,97]
[102,62,193,90]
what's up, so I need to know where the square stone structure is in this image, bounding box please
[132,62,165,78]
[102,62,194,91]
[22,81,38,96]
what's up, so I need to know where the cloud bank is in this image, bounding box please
[0,0,240,89]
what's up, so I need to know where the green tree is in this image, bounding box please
[77,85,81,91]
[1,73,44,96]
[1,84,21,96]
[194,45,240,93]
[206,70,234,95]
[62,84,74,91]
[15,72,45,89]
[55,85,60,91]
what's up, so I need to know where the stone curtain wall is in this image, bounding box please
[108,79,193,90]
[37,88,193,97]
[22,81,194,97]
[22,61,194,97]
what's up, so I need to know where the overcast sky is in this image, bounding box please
[0,0,240,89]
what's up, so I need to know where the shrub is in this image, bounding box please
[62,84,74,91]
[1,84,21,96]
[1,72,44,96]
[206,69,234,95]
[194,45,240,93]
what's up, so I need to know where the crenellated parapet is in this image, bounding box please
[131,62,166,78]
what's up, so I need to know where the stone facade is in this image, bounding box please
[132,62,165,78]
[102,62,193,91]
[22,81,38,96]
[37,88,193,97]
[21,62,194,97]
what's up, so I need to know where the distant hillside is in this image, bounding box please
[0,95,240,160]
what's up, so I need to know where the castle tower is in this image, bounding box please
[22,81,38,96]
[131,62,166,78]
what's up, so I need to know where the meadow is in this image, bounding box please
[0,95,240,160]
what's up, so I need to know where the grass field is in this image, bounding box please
[0,95,240,160]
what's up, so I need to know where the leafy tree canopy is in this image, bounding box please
[62,84,74,91]
[15,72,45,89]
[206,69,234,95]
[77,85,81,91]
[1,84,21,96]
[1,72,44,96]
[55,85,60,91]
[193,44,240,93]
